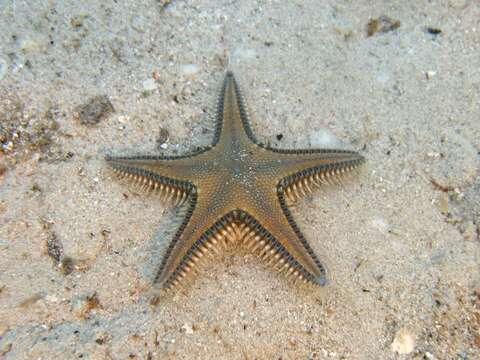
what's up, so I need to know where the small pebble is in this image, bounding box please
[308,128,344,148]
[70,14,87,28]
[118,115,129,124]
[436,192,449,214]
[45,294,59,303]
[0,58,7,80]
[72,292,101,318]
[449,0,469,8]
[19,293,44,308]
[0,239,9,250]
[427,152,441,158]
[391,328,415,354]
[0,342,12,356]
[142,78,157,92]
[19,38,41,53]
[376,72,390,84]
[366,15,401,37]
[75,95,115,126]
[463,221,477,241]
[181,323,194,334]
[370,217,391,233]
[426,27,442,36]
[156,127,170,148]
[0,323,8,337]
[181,64,199,77]
[3,141,14,152]
[231,47,257,63]
[131,15,146,32]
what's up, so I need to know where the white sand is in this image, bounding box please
[1,1,479,359]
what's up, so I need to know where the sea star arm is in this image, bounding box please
[268,149,365,202]
[152,188,239,289]
[212,71,260,148]
[154,202,329,289]
[239,192,329,285]
[105,154,200,205]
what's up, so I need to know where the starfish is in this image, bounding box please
[106,72,364,291]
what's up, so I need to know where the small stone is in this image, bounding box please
[376,72,390,84]
[370,217,391,233]
[308,128,345,148]
[0,58,7,80]
[118,115,129,124]
[46,232,63,264]
[181,64,199,77]
[181,323,194,334]
[366,16,401,37]
[231,47,257,63]
[425,27,442,36]
[426,70,437,79]
[19,38,41,53]
[142,78,157,92]
[3,141,13,152]
[75,95,115,126]
[156,128,170,150]
[463,221,477,241]
[158,0,172,9]
[94,330,111,345]
[0,158,7,171]
[449,0,468,9]
[474,334,480,348]
[0,323,8,337]
[45,294,59,303]
[60,256,75,275]
[0,238,8,250]
[391,328,415,354]
[19,293,44,308]
[70,13,88,28]
[436,192,449,214]
[72,292,101,318]
[427,151,441,158]
[0,342,12,357]
[131,15,146,32]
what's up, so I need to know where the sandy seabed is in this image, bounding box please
[1,1,479,359]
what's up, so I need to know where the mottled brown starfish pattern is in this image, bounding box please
[106,72,364,291]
